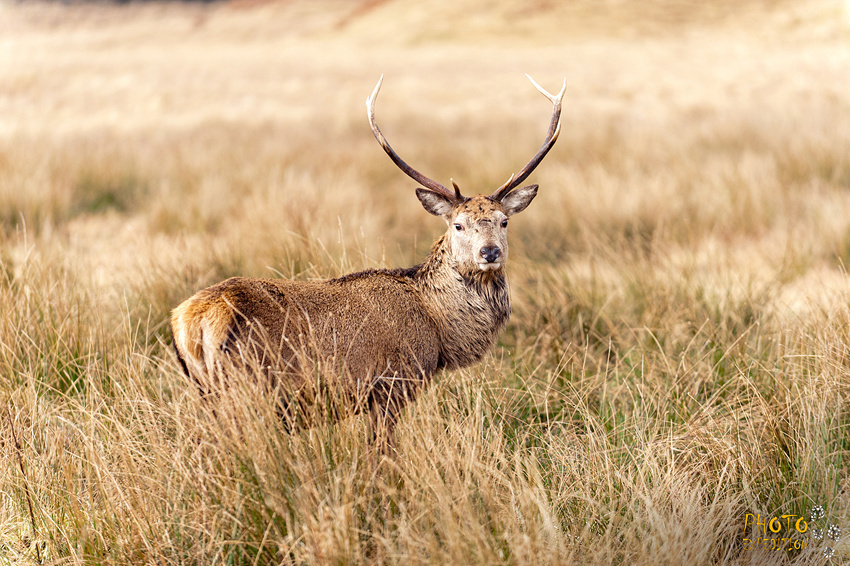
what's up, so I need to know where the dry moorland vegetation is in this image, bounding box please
[2,0,850,564]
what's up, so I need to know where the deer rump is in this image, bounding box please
[172,271,442,426]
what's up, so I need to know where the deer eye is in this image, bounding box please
[501,219,508,228]
[454,223,464,231]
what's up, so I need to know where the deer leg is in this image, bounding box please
[366,373,422,452]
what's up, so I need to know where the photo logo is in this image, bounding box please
[743,504,842,559]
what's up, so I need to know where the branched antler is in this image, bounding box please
[368,75,565,203]
[367,76,461,202]
[489,75,565,202]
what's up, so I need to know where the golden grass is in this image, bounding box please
[2,0,850,564]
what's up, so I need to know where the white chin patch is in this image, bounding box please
[478,262,502,272]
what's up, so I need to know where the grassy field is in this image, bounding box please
[2,0,850,564]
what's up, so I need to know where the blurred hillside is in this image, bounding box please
[329,0,848,42]
[5,0,847,40]
[3,0,849,139]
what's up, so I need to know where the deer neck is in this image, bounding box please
[414,233,511,370]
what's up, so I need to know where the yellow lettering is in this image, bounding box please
[756,514,767,537]
[795,516,808,533]
[769,516,782,533]
[782,514,796,531]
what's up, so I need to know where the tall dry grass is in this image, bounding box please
[2,0,850,564]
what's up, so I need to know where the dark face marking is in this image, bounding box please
[454,196,502,217]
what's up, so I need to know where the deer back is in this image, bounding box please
[171,272,444,389]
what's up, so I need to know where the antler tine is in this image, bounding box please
[489,76,565,202]
[526,74,567,106]
[367,76,458,200]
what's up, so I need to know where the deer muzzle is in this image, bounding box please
[479,246,502,270]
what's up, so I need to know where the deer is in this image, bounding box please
[170,75,565,442]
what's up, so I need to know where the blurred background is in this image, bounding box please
[2,0,849,318]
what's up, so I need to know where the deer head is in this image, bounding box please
[367,75,565,277]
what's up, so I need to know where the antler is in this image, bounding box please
[367,76,462,202]
[489,75,565,202]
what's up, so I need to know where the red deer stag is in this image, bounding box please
[171,75,564,437]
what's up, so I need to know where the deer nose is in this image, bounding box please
[480,246,501,263]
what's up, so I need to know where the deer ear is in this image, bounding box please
[416,188,454,218]
[500,184,538,217]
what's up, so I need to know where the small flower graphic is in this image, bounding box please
[811,505,825,521]
[813,528,824,541]
[827,524,840,542]
[824,547,835,558]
